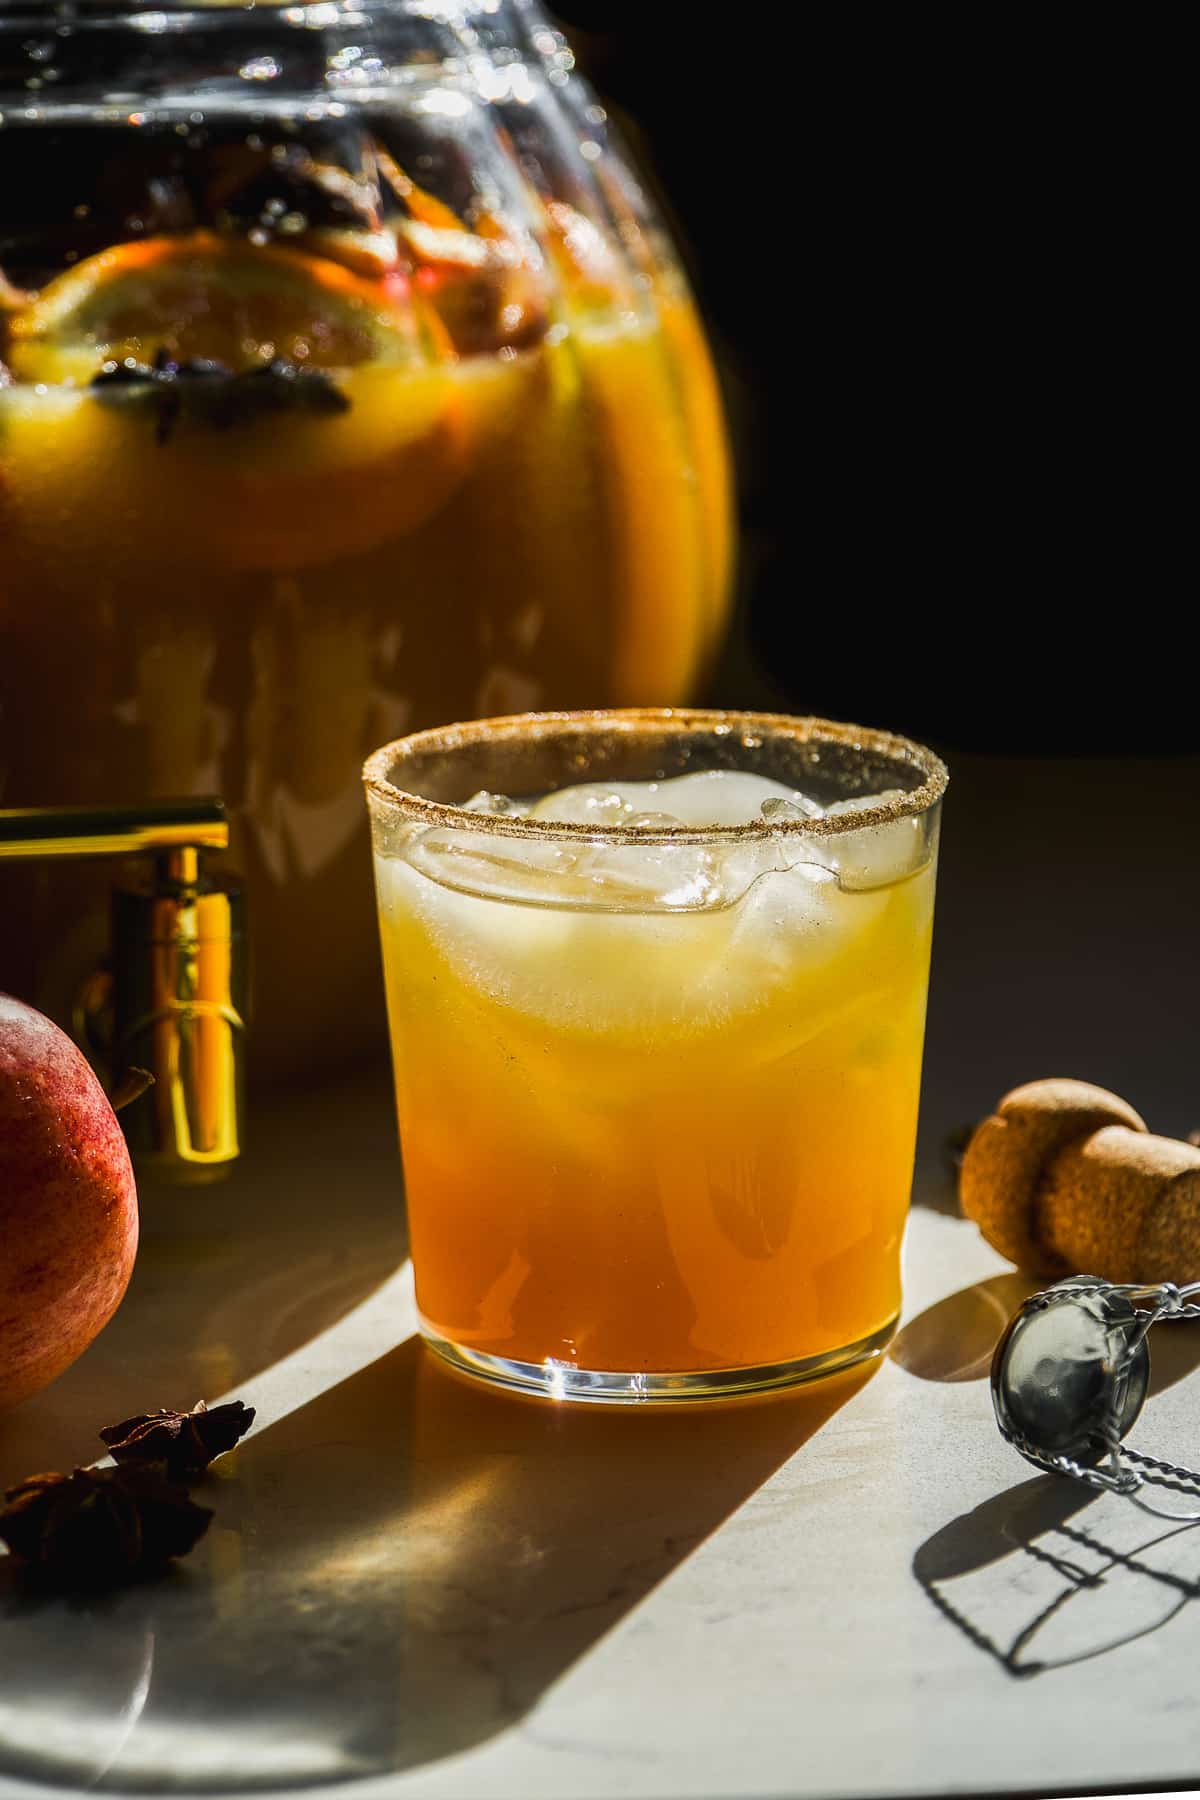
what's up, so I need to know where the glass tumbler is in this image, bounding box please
[364,709,947,1401]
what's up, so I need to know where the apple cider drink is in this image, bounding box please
[365,711,947,1401]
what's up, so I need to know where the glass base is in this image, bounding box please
[419,1316,898,1403]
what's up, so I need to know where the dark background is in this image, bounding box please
[543,11,1200,1150]
[549,6,1193,756]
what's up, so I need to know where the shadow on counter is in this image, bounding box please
[903,1267,1200,1678]
[0,1064,407,1485]
[0,1338,871,1790]
[914,1473,1200,1678]
[894,1272,1200,1396]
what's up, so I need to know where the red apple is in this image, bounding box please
[0,994,138,1409]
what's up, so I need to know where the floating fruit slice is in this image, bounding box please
[296,226,404,281]
[0,356,469,573]
[1,232,474,569]
[398,217,549,355]
[5,230,423,385]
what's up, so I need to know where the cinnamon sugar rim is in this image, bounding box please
[363,709,948,846]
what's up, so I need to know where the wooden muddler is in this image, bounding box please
[960,1078,1200,1283]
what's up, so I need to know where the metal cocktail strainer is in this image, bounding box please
[992,1276,1200,1517]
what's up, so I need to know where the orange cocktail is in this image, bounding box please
[365,711,947,1401]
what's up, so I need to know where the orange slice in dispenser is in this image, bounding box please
[3,232,468,570]
[5,229,420,382]
[403,226,550,356]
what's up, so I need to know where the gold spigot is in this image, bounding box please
[0,799,246,1182]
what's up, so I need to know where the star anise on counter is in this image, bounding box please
[0,1467,212,1588]
[100,1399,255,1482]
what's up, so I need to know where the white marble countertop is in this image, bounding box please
[2,751,1199,1800]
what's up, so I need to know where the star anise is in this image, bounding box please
[91,354,350,443]
[99,1399,255,1482]
[0,1467,212,1587]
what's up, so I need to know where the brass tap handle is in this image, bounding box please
[0,797,228,859]
[0,798,245,1182]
